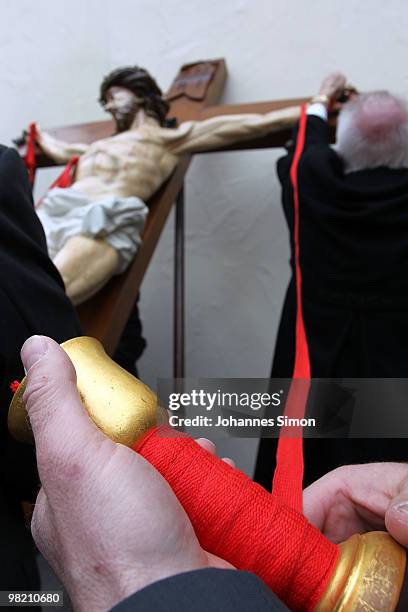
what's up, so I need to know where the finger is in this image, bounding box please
[195,439,235,467]
[385,478,408,548]
[305,463,408,538]
[221,457,236,468]
[195,438,216,454]
[21,336,107,478]
[205,551,235,570]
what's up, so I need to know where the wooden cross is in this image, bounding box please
[26,59,322,375]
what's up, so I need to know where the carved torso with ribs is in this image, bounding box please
[73,125,179,202]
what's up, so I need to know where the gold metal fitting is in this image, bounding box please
[314,531,406,611]
[8,336,167,447]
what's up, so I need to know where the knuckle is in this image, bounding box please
[24,358,71,417]
[24,369,76,442]
[24,370,52,410]
[24,374,57,432]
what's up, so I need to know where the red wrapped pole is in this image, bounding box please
[135,426,339,611]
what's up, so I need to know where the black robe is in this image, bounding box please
[255,116,408,490]
[0,146,82,590]
[0,146,146,591]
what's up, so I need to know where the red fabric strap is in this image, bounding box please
[289,105,311,381]
[23,122,79,195]
[25,123,37,185]
[135,426,339,611]
[35,156,79,209]
[48,156,79,190]
[9,380,21,394]
[272,105,311,510]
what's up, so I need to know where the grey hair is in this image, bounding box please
[335,91,408,173]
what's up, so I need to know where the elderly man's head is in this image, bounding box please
[336,91,408,172]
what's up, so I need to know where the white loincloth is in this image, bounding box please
[37,187,149,274]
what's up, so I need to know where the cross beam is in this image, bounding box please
[25,59,336,373]
[35,96,337,164]
[28,60,227,370]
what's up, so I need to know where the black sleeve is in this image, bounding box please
[0,146,81,501]
[277,115,330,185]
[0,146,52,264]
[110,569,288,612]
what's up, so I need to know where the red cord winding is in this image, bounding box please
[135,426,338,611]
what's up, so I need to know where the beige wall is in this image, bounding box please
[2,0,406,474]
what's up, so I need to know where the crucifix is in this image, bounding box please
[21,59,309,375]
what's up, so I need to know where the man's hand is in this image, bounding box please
[318,72,347,100]
[303,463,408,545]
[21,336,231,612]
[201,441,408,548]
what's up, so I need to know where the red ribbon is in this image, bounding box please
[272,104,311,510]
[9,380,21,394]
[48,156,79,190]
[23,122,79,195]
[34,155,79,209]
[25,123,38,185]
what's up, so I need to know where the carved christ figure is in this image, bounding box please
[33,66,299,304]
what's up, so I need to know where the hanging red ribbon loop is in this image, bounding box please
[23,123,79,195]
[48,155,79,190]
[272,104,311,511]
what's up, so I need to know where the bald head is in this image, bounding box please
[336,91,408,172]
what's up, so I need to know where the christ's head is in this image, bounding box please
[336,91,408,172]
[99,66,169,132]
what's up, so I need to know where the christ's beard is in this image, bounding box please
[114,111,136,133]
[113,102,140,133]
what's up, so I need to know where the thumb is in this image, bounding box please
[21,335,106,476]
[385,478,408,548]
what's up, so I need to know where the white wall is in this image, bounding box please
[3,0,408,474]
